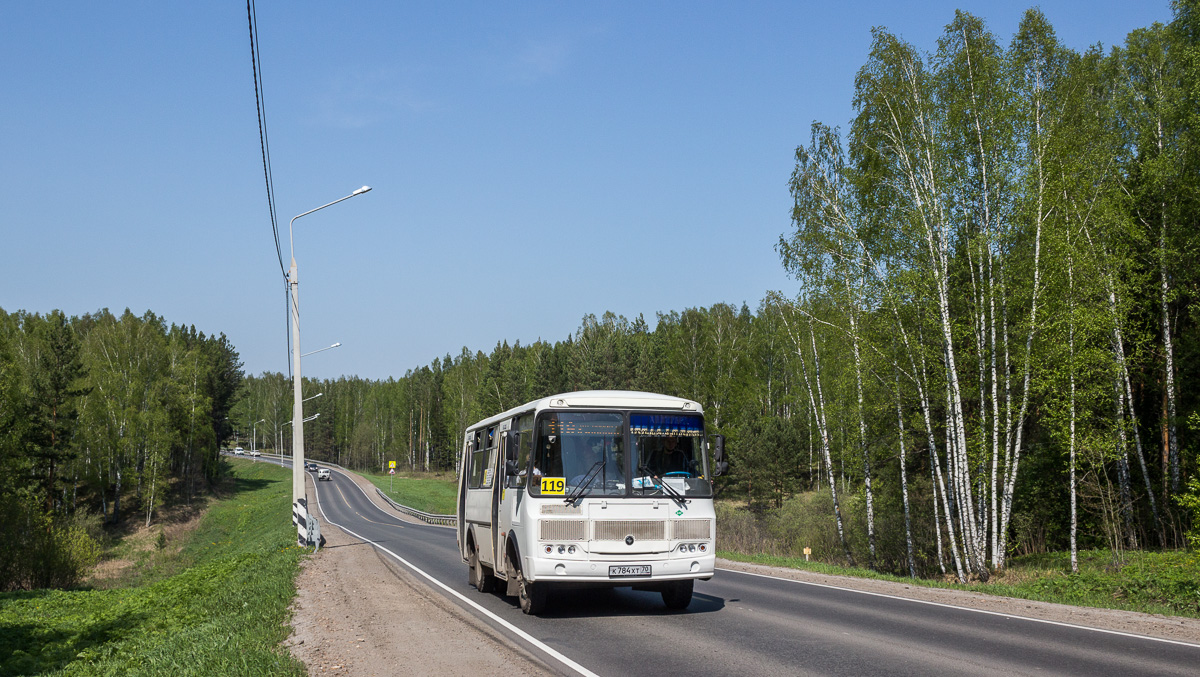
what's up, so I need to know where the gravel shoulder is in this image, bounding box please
[286,466,1200,675]
[286,471,557,677]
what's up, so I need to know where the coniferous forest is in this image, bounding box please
[0,309,242,590]
[4,4,1199,588]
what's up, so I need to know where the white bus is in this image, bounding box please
[456,390,727,615]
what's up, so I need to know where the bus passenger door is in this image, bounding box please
[456,433,470,561]
[491,422,512,574]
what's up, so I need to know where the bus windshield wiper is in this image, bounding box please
[638,464,687,508]
[564,460,605,505]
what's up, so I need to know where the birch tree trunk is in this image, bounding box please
[894,369,916,578]
[850,312,875,566]
[1068,241,1079,574]
[786,309,854,566]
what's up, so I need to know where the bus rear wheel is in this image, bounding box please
[517,569,547,615]
[661,579,694,610]
[469,546,495,593]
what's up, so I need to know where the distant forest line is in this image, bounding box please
[4,4,1199,588]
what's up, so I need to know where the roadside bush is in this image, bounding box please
[1178,477,1200,551]
[0,492,101,591]
[719,476,946,577]
[716,492,850,563]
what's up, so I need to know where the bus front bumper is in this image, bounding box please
[526,552,715,584]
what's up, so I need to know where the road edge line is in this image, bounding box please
[718,566,1200,649]
[310,477,600,677]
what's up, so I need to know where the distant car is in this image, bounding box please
[317,468,331,481]
[249,450,262,457]
[305,462,318,471]
[234,447,245,455]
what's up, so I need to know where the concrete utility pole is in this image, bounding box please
[287,186,371,545]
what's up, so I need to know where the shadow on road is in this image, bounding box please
[490,585,725,619]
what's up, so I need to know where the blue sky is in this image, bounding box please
[1,1,1173,380]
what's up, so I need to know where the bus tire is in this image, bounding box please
[475,550,496,593]
[467,545,479,589]
[661,579,693,610]
[517,569,547,615]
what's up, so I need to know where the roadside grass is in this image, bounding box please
[717,548,1200,618]
[359,470,457,515]
[0,460,307,676]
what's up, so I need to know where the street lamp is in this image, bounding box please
[303,392,324,403]
[284,412,321,425]
[252,418,266,455]
[302,342,341,358]
[288,185,371,544]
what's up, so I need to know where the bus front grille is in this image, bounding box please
[671,519,711,540]
[539,519,587,541]
[593,520,666,541]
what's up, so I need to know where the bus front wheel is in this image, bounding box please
[517,569,547,615]
[661,579,693,610]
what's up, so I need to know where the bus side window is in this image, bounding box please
[508,413,534,488]
[470,430,486,489]
[482,426,497,488]
[530,428,562,496]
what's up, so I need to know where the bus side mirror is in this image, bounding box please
[711,435,728,477]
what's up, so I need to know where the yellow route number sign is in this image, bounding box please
[540,477,566,495]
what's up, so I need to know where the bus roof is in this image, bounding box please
[464,390,704,432]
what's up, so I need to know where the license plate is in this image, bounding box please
[608,564,651,578]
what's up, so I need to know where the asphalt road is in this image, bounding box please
[260,456,1200,676]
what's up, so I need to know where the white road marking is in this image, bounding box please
[718,566,1200,649]
[311,476,600,677]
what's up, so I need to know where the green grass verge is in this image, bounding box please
[359,470,457,515]
[718,548,1200,618]
[0,460,308,677]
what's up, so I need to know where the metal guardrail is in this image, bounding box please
[375,488,458,527]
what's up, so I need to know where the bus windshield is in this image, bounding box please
[532,412,625,496]
[530,411,712,498]
[631,413,712,498]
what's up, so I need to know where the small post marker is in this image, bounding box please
[804,547,811,562]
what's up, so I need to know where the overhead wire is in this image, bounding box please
[246,0,295,378]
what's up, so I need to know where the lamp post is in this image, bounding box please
[252,418,265,455]
[288,186,371,544]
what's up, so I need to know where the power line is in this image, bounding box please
[247,0,284,279]
[246,0,294,378]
